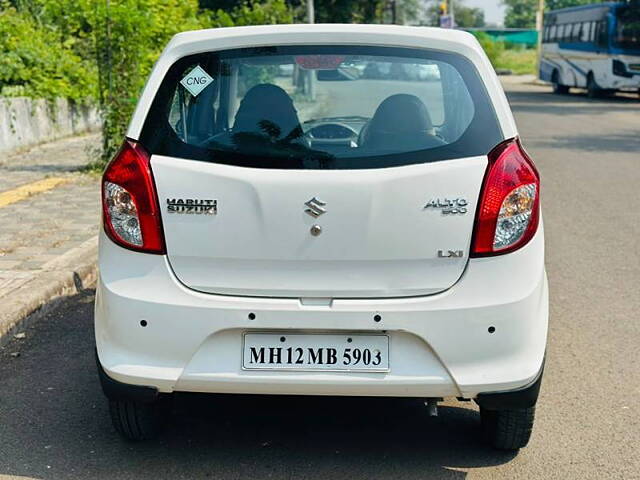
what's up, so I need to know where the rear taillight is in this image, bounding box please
[471,138,540,257]
[102,139,165,254]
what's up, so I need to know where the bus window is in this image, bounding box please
[565,23,573,41]
[550,25,557,42]
[588,21,596,42]
[572,23,582,42]
[580,22,591,43]
[614,6,640,50]
[598,20,610,48]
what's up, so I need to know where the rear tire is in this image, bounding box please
[480,406,536,450]
[108,397,171,441]
[587,73,600,99]
[551,70,569,94]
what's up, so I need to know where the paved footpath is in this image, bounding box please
[0,134,100,338]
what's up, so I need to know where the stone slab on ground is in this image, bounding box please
[0,237,97,344]
[0,177,99,270]
[0,132,100,192]
[0,134,101,341]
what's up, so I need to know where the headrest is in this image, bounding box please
[233,84,301,140]
[368,94,433,135]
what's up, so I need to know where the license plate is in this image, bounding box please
[242,333,389,372]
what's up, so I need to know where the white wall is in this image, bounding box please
[0,97,101,154]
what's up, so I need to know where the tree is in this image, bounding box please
[3,0,208,161]
[472,31,504,66]
[305,0,387,23]
[502,0,536,28]
[199,0,240,10]
[423,0,485,28]
[503,0,598,29]
[278,0,421,24]
[454,4,485,28]
[87,0,206,161]
[391,0,423,25]
[201,0,383,23]
[0,2,95,100]
[209,0,293,27]
[546,0,595,10]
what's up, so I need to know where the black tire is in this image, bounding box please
[551,70,569,94]
[480,406,536,450]
[587,73,600,99]
[108,397,171,441]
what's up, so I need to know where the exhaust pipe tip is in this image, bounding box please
[425,398,439,417]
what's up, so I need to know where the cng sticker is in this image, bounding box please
[180,65,213,97]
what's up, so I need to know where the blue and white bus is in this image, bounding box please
[540,2,640,97]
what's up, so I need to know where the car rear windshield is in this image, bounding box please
[140,45,503,169]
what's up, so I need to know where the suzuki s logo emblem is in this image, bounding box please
[304,197,326,218]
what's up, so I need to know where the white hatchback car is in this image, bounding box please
[96,24,548,450]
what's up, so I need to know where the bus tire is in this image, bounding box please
[587,73,600,99]
[551,70,569,94]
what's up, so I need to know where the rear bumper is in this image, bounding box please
[95,226,548,400]
[475,359,544,409]
[97,350,546,409]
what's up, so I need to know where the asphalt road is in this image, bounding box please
[1,83,639,479]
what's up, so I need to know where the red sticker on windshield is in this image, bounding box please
[295,55,346,70]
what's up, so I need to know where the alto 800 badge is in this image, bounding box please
[423,198,468,215]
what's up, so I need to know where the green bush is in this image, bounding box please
[79,0,292,165]
[472,31,537,75]
[2,0,294,166]
[210,0,293,27]
[472,31,505,67]
[494,48,537,75]
[0,2,96,101]
[86,0,206,162]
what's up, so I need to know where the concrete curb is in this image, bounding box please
[498,74,550,88]
[0,236,98,347]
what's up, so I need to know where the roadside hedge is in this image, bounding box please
[0,2,96,102]
[472,31,506,68]
[0,0,294,164]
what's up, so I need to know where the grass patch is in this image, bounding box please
[80,161,105,177]
[495,49,538,75]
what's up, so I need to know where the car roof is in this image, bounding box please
[167,24,479,54]
[126,24,517,140]
[159,25,488,74]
